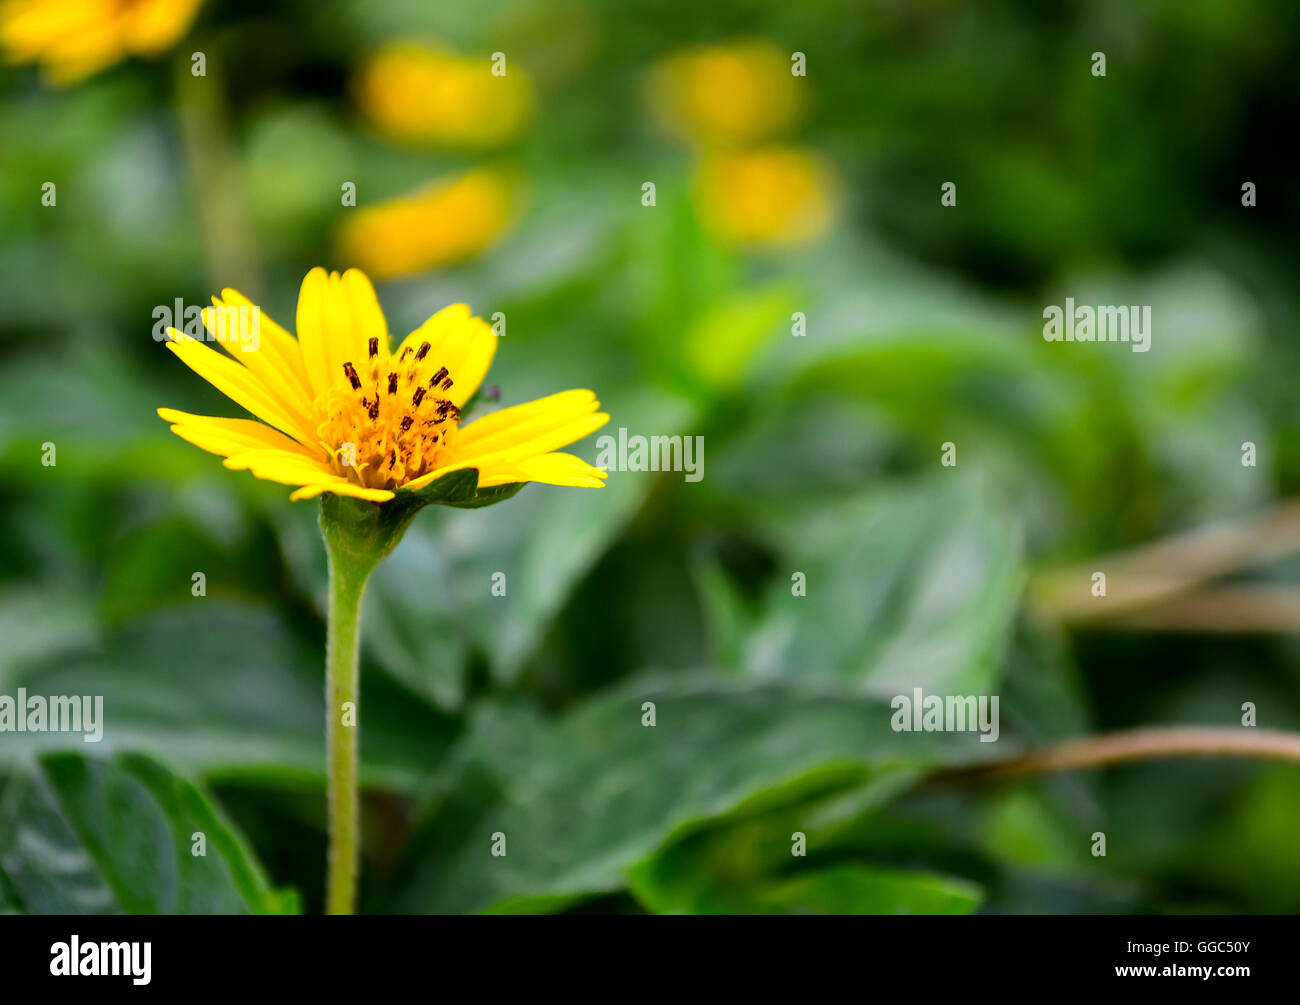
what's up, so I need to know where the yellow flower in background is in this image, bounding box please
[0,0,201,84]
[648,40,805,148]
[355,41,533,149]
[694,146,836,248]
[338,168,518,281]
[649,39,835,250]
[158,268,609,503]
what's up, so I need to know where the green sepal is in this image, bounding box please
[318,492,420,577]
[317,470,527,572]
[395,468,526,510]
[439,481,526,509]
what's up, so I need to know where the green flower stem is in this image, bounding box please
[318,494,420,915]
[323,544,367,915]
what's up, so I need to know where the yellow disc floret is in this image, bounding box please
[318,336,461,490]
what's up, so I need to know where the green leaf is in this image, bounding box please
[754,864,982,915]
[0,603,457,791]
[354,385,693,708]
[0,751,296,914]
[385,676,997,913]
[626,175,738,374]
[682,283,800,390]
[624,771,923,914]
[0,588,98,689]
[980,788,1093,872]
[1197,765,1300,913]
[737,477,1024,698]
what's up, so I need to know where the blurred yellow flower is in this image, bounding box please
[355,41,533,150]
[338,168,519,281]
[694,147,837,248]
[0,0,201,85]
[648,40,805,148]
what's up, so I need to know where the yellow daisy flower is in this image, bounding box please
[647,40,805,149]
[354,41,533,150]
[694,146,837,248]
[0,0,203,85]
[337,168,518,281]
[158,267,609,504]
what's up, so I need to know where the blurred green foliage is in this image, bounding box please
[1,0,1299,914]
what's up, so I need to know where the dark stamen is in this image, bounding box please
[429,366,448,385]
[367,398,379,421]
[399,416,413,432]
[412,387,426,407]
[415,341,431,361]
[368,337,379,359]
[387,373,398,394]
[343,362,361,390]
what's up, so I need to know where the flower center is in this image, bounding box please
[315,336,461,489]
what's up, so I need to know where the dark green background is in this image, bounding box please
[2,0,1298,914]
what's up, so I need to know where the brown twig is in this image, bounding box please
[1031,499,1300,626]
[1099,586,1300,633]
[931,726,1300,786]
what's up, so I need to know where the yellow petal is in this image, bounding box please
[123,0,202,53]
[158,407,322,461]
[396,304,496,406]
[321,271,365,383]
[456,389,596,446]
[221,447,339,486]
[218,288,314,404]
[467,452,609,489]
[213,446,394,502]
[453,410,610,468]
[394,303,468,355]
[294,266,337,398]
[290,481,395,503]
[514,452,610,487]
[403,450,608,493]
[457,392,603,455]
[164,331,318,448]
[340,268,389,364]
[3,0,116,82]
[295,268,391,400]
[1,0,98,53]
[201,305,315,427]
[403,410,609,491]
